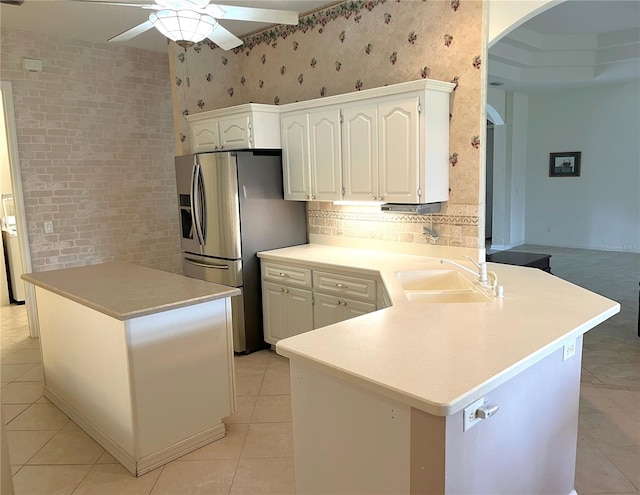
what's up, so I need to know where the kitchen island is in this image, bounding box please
[22,262,240,476]
[258,244,620,494]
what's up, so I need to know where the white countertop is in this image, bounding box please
[22,262,241,321]
[258,244,620,416]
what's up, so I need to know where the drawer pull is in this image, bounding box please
[336,283,349,289]
[279,272,290,278]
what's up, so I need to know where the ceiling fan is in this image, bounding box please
[70,0,299,50]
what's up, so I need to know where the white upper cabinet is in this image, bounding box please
[342,96,420,202]
[186,104,281,153]
[281,107,343,201]
[378,96,420,203]
[281,113,311,200]
[309,108,342,201]
[279,79,454,204]
[342,102,378,201]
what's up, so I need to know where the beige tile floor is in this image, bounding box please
[1,244,638,494]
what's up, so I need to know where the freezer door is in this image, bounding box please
[198,152,242,260]
[182,253,243,287]
[175,153,242,259]
[175,154,202,255]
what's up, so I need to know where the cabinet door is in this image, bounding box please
[341,298,376,321]
[342,103,378,201]
[263,282,288,344]
[218,115,251,150]
[281,113,311,201]
[378,96,420,203]
[313,292,342,329]
[286,287,314,338]
[309,108,342,201]
[314,292,376,329]
[191,121,220,153]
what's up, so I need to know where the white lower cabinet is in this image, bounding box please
[263,282,313,344]
[262,261,379,345]
[313,292,376,329]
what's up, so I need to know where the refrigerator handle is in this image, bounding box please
[184,257,230,270]
[192,162,205,247]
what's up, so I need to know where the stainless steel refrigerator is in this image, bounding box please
[175,150,307,353]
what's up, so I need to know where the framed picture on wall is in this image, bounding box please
[549,151,581,177]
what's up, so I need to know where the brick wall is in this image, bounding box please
[0,29,181,273]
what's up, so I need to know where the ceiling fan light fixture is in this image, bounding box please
[149,9,217,46]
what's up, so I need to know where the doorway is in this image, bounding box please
[1,81,38,337]
[485,121,494,243]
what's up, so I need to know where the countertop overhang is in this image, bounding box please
[22,262,241,321]
[258,244,620,416]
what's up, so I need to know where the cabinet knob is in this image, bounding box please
[336,300,341,305]
[280,288,285,292]
[342,301,347,306]
[213,146,219,150]
[285,289,290,294]
[311,195,316,200]
[305,195,309,200]
[378,196,383,201]
[219,145,224,149]
[372,195,376,200]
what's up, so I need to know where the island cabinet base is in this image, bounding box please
[289,338,583,495]
[35,287,235,477]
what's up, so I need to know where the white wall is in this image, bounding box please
[509,92,528,247]
[525,81,640,252]
[487,87,529,250]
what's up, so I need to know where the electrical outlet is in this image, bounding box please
[44,221,54,234]
[563,340,576,361]
[463,397,485,432]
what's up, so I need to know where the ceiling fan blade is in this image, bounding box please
[208,4,298,25]
[207,24,242,50]
[108,20,154,42]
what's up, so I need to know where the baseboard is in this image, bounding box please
[44,386,226,477]
[45,386,138,475]
[489,243,512,251]
[135,424,226,476]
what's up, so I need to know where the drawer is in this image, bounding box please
[313,271,377,302]
[262,263,312,289]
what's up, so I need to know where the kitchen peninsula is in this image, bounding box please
[259,244,620,494]
[22,262,240,476]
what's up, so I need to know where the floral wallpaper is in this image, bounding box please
[169,0,485,249]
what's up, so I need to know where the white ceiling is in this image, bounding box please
[489,0,640,93]
[1,0,638,93]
